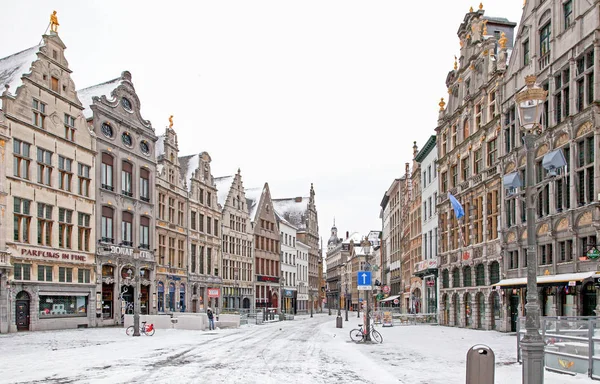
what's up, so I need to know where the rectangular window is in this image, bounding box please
[77,212,91,251]
[58,267,73,283]
[14,263,32,281]
[199,214,204,232]
[32,99,46,128]
[207,192,212,207]
[461,156,470,181]
[78,269,91,284]
[14,197,32,243]
[207,248,212,275]
[158,234,166,265]
[37,148,53,186]
[158,193,165,220]
[199,246,205,274]
[207,217,212,235]
[523,39,530,66]
[487,139,497,167]
[121,212,133,246]
[168,198,175,223]
[177,202,184,226]
[140,168,150,202]
[191,211,197,230]
[101,153,113,191]
[474,148,482,174]
[58,156,73,191]
[77,163,90,197]
[559,239,573,262]
[451,165,457,187]
[214,219,219,237]
[58,208,73,249]
[139,216,150,249]
[178,239,184,268]
[576,137,594,206]
[441,171,447,193]
[121,161,133,197]
[564,0,573,30]
[13,139,31,179]
[191,244,197,273]
[51,76,59,92]
[37,203,53,246]
[168,237,176,267]
[101,206,114,243]
[64,113,75,141]
[38,265,53,282]
[540,23,551,56]
[39,295,88,318]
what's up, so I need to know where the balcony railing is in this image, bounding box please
[460,180,470,190]
[122,190,133,197]
[101,184,114,191]
[139,244,150,250]
[100,237,114,244]
[121,241,133,247]
[487,165,498,177]
[538,53,550,70]
[140,196,150,202]
[0,253,9,266]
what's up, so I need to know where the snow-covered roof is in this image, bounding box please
[214,175,234,208]
[272,197,309,230]
[342,232,363,245]
[275,210,297,230]
[77,77,121,119]
[178,154,199,191]
[245,187,264,223]
[0,44,42,96]
[155,134,165,158]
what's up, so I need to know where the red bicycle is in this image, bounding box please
[126,321,155,336]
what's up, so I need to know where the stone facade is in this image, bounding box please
[215,171,253,311]
[296,240,310,313]
[436,7,515,330]
[277,214,298,313]
[498,0,600,332]
[1,32,97,331]
[79,71,158,326]
[155,127,190,313]
[180,152,223,313]
[383,179,402,300]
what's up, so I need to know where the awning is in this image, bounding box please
[492,271,599,288]
[379,295,400,303]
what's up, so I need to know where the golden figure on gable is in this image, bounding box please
[50,10,59,33]
[169,115,174,128]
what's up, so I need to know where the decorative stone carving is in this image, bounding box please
[102,277,115,285]
[507,232,516,242]
[536,144,548,158]
[537,223,549,236]
[555,133,569,147]
[519,156,526,166]
[505,162,516,173]
[556,218,569,231]
[576,121,593,138]
[578,212,593,227]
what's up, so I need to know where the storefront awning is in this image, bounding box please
[379,295,400,303]
[492,271,599,288]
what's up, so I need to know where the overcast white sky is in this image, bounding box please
[2,0,523,245]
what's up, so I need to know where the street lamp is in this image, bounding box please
[310,290,313,318]
[336,281,343,328]
[515,75,547,384]
[280,277,285,315]
[345,283,349,321]
[327,288,331,315]
[127,258,142,337]
[360,237,372,342]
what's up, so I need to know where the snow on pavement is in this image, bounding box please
[0,313,592,383]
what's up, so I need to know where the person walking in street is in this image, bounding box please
[207,307,215,330]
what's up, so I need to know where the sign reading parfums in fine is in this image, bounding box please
[357,271,372,290]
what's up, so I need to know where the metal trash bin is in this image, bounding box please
[466,344,495,384]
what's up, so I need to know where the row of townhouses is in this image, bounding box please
[0,28,323,333]
[380,0,600,332]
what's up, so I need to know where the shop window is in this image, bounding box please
[39,295,87,318]
[102,265,114,278]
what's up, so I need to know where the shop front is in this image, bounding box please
[413,260,438,315]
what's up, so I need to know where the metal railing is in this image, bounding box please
[516,316,600,378]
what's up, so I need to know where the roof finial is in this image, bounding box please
[169,115,174,129]
[498,32,508,49]
[237,167,241,174]
[469,6,473,12]
[50,10,60,34]
[479,2,483,10]
[333,217,336,227]
[439,98,446,111]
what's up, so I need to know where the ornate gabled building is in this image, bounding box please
[155,124,189,313]
[385,178,404,301]
[78,71,158,326]
[180,151,223,312]
[436,6,515,330]
[497,0,600,332]
[247,183,281,309]
[0,30,97,332]
[214,171,253,311]
[272,184,320,312]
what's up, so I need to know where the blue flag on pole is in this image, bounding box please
[448,193,464,219]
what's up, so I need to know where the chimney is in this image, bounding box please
[413,141,418,159]
[295,197,302,203]
[346,231,349,239]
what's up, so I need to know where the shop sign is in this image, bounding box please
[383,311,393,327]
[383,285,390,294]
[109,246,153,261]
[284,290,294,298]
[208,288,220,298]
[568,281,576,287]
[167,275,182,281]
[257,275,279,283]
[587,247,600,260]
[426,280,435,287]
[20,248,86,262]
[415,259,438,272]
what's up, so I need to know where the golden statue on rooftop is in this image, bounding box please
[479,3,483,10]
[169,115,174,128]
[498,32,508,49]
[439,98,446,112]
[454,56,458,70]
[50,11,59,33]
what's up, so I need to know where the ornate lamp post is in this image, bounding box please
[127,257,142,337]
[360,237,372,342]
[516,75,547,384]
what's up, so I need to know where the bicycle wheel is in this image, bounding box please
[349,329,364,342]
[371,329,383,344]
[125,326,135,336]
[145,328,155,336]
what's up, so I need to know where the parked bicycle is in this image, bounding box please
[349,323,383,343]
[126,321,155,336]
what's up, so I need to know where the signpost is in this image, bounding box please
[357,271,372,291]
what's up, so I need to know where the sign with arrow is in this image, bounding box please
[357,271,372,290]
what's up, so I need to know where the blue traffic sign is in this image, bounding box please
[357,271,372,286]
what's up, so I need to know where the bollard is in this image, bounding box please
[466,344,495,384]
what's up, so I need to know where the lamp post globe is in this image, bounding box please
[516,75,547,384]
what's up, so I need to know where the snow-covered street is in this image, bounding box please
[0,313,592,384]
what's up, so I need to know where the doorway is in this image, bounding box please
[583,283,597,316]
[510,293,520,332]
[16,291,30,331]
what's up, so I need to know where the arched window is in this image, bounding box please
[463,266,472,287]
[489,261,500,284]
[476,264,485,286]
[452,268,460,288]
[157,282,165,312]
[442,269,450,288]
